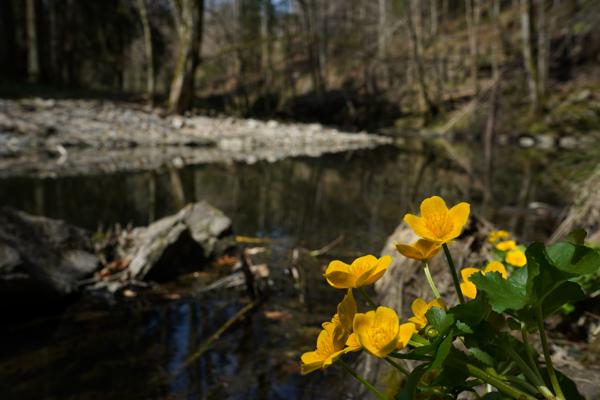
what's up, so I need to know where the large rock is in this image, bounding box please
[0,208,99,305]
[120,201,235,281]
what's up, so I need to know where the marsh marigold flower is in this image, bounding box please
[301,319,347,374]
[325,255,392,289]
[352,307,416,358]
[488,230,510,244]
[495,240,517,251]
[404,196,470,244]
[408,298,446,330]
[505,249,527,267]
[395,239,441,261]
[460,261,508,299]
[336,289,357,334]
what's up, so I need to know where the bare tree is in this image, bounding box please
[26,0,39,83]
[520,0,540,112]
[168,0,205,114]
[136,0,155,106]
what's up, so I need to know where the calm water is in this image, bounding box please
[0,144,571,399]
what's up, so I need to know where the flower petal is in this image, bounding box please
[353,311,375,350]
[325,268,356,289]
[411,298,429,318]
[404,214,437,242]
[337,289,357,333]
[460,267,480,282]
[300,351,324,375]
[414,239,442,259]
[397,322,416,349]
[360,256,392,286]
[429,298,446,310]
[420,196,449,217]
[395,243,425,260]
[345,333,362,352]
[408,315,427,330]
[506,249,527,267]
[496,240,517,251]
[322,349,346,368]
[460,281,477,299]
[484,261,508,278]
[447,202,470,237]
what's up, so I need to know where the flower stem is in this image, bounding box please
[442,243,464,304]
[358,287,378,309]
[451,361,538,400]
[337,359,387,400]
[422,261,441,299]
[520,323,546,386]
[384,357,409,376]
[505,346,554,400]
[536,305,565,400]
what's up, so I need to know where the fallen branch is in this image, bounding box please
[309,233,345,257]
[179,301,258,372]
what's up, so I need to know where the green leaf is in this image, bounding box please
[525,243,571,302]
[541,281,586,317]
[448,297,491,326]
[430,331,454,370]
[547,242,600,275]
[456,320,474,334]
[470,270,527,313]
[425,307,455,335]
[468,347,494,366]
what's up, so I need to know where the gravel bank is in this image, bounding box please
[0,98,392,177]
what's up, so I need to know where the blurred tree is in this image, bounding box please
[168,0,204,113]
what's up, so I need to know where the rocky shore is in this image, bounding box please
[0,98,392,178]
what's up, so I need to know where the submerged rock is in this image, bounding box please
[118,201,235,281]
[0,208,99,305]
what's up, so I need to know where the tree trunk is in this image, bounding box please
[491,0,501,81]
[25,0,39,83]
[168,0,204,114]
[465,0,480,94]
[136,0,155,106]
[536,0,548,98]
[378,0,388,85]
[406,0,437,121]
[520,0,540,112]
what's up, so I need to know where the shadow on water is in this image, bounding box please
[0,144,570,399]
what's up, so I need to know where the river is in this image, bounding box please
[0,143,571,399]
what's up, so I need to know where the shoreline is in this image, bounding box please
[0,98,392,178]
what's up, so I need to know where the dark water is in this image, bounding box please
[0,144,571,399]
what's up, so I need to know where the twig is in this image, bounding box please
[178,301,258,372]
[309,233,345,257]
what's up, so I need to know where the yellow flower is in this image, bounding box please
[345,332,362,353]
[325,255,392,289]
[488,230,510,243]
[460,262,508,299]
[408,298,446,330]
[353,307,416,357]
[395,239,441,261]
[506,249,527,267]
[496,240,517,251]
[301,319,346,374]
[404,196,470,244]
[336,289,357,334]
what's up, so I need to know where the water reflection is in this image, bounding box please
[0,144,570,399]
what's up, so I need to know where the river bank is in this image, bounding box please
[0,98,392,178]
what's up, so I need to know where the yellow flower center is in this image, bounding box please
[369,326,393,349]
[424,212,452,237]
